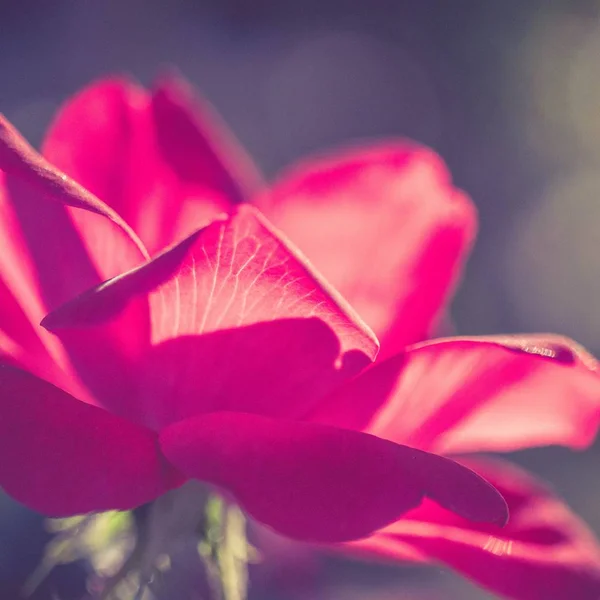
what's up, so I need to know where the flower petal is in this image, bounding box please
[140,319,365,428]
[347,458,600,600]
[151,73,263,203]
[160,412,507,543]
[42,74,263,253]
[0,194,91,397]
[0,113,148,276]
[429,336,600,455]
[0,115,151,408]
[0,365,182,516]
[257,144,476,356]
[43,206,378,426]
[0,274,56,377]
[311,335,600,453]
[142,206,377,356]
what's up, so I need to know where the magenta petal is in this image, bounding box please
[348,459,600,600]
[43,205,378,359]
[0,365,182,516]
[41,78,157,234]
[160,412,507,543]
[305,352,406,431]
[257,144,476,356]
[428,336,600,454]
[41,230,199,331]
[151,73,263,204]
[318,335,600,454]
[0,114,147,267]
[42,74,262,253]
[0,275,58,379]
[0,116,152,402]
[43,206,378,427]
[140,319,366,428]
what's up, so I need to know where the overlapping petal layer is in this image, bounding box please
[42,75,262,253]
[0,365,182,516]
[0,114,147,285]
[347,458,600,600]
[43,206,378,427]
[257,145,476,356]
[140,319,360,427]
[0,114,151,407]
[160,412,507,543]
[0,273,56,378]
[309,335,600,454]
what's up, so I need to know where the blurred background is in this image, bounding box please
[2,0,600,598]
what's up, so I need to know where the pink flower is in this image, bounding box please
[1,74,600,598]
[0,83,507,543]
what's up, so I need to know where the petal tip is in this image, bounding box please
[473,481,510,528]
[495,501,510,528]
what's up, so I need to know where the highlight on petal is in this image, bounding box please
[0,365,182,516]
[0,123,153,408]
[0,114,147,322]
[347,458,600,600]
[42,74,263,253]
[432,336,600,455]
[0,113,148,262]
[318,334,600,454]
[160,412,507,543]
[0,310,88,404]
[257,144,476,356]
[41,229,199,331]
[43,205,378,361]
[42,206,377,426]
[0,275,59,380]
[0,115,156,416]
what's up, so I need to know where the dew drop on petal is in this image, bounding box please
[499,338,577,365]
